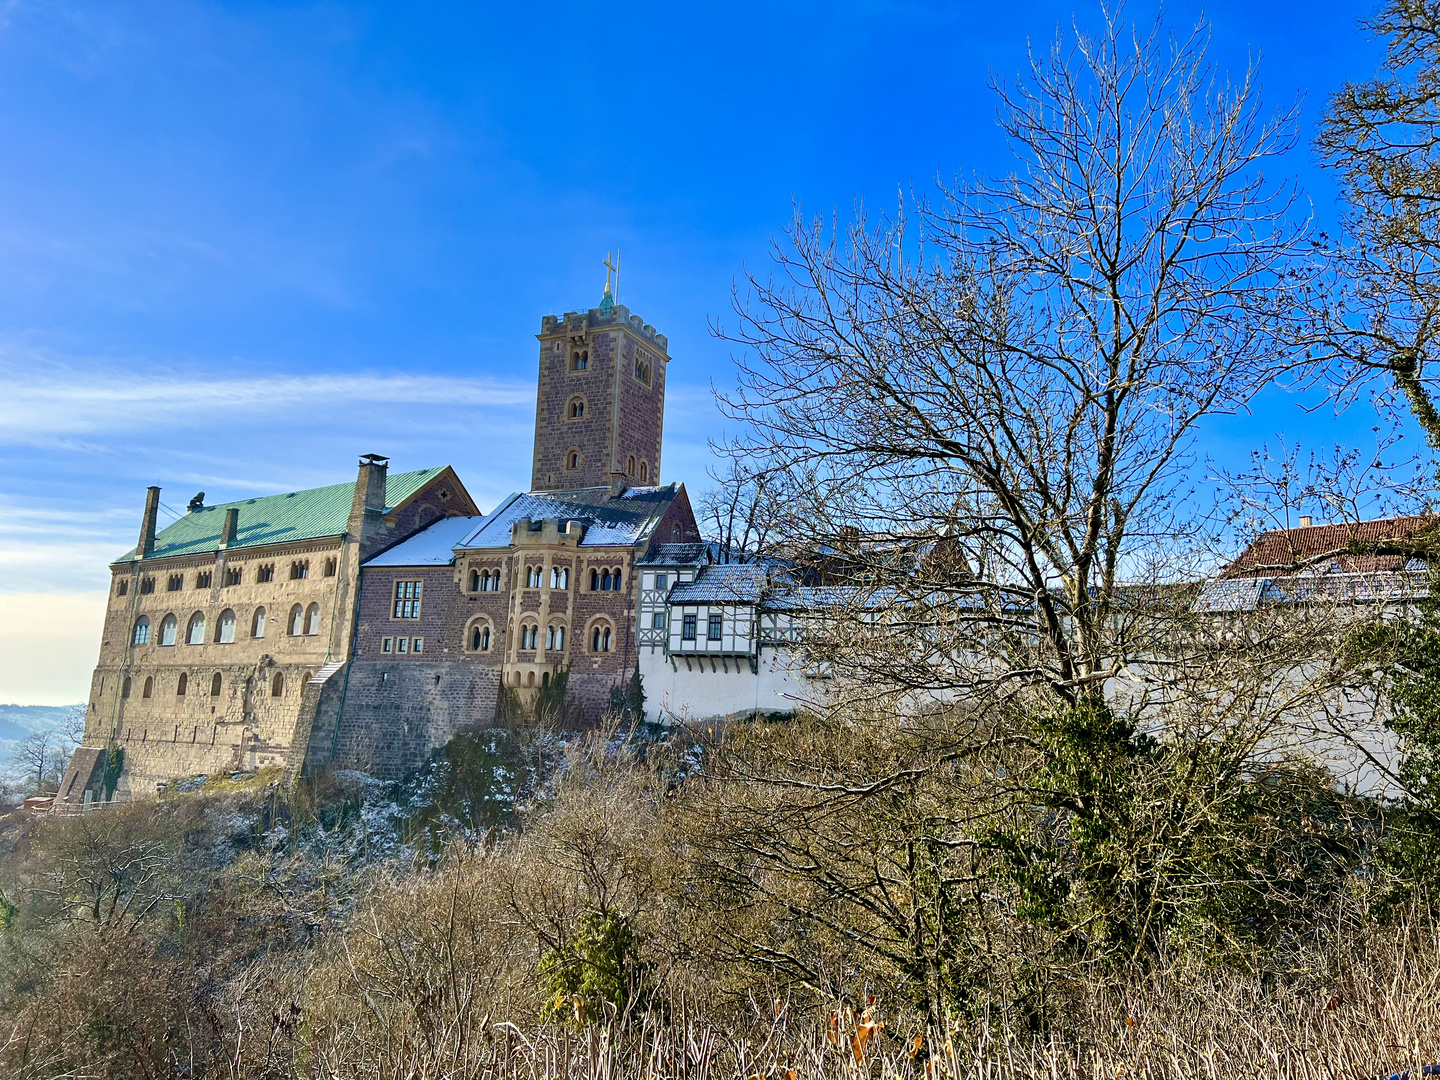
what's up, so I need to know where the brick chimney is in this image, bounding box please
[137,486,160,560]
[219,507,239,548]
[347,453,390,552]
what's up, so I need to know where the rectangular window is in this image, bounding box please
[257,564,275,583]
[652,612,666,630]
[224,567,242,587]
[708,613,723,640]
[381,637,393,653]
[655,573,668,590]
[682,614,697,641]
[196,571,212,589]
[412,637,423,654]
[397,636,408,653]
[393,580,422,619]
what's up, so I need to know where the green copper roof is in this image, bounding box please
[115,467,448,564]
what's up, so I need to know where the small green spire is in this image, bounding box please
[599,283,614,316]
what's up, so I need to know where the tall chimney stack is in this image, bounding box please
[137,486,160,559]
[1299,515,1314,528]
[347,453,391,551]
[219,507,239,548]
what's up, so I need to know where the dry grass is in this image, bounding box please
[298,927,1440,1080]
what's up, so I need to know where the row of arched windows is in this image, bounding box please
[132,603,322,647]
[590,567,624,591]
[467,564,626,593]
[120,669,304,701]
[461,617,613,655]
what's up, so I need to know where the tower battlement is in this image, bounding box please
[540,304,669,352]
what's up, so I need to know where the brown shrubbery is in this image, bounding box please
[0,723,1433,1079]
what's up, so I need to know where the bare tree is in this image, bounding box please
[11,730,56,796]
[718,8,1311,711]
[1316,0,1440,448]
[696,455,785,564]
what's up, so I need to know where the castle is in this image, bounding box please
[56,287,814,804]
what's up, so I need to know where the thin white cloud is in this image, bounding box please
[0,366,534,443]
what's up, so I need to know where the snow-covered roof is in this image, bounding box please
[1193,570,1428,613]
[669,563,771,604]
[638,542,711,566]
[364,514,484,567]
[457,485,681,551]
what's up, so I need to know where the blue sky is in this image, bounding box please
[0,0,1394,702]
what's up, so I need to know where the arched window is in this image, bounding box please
[176,672,187,696]
[210,672,222,697]
[639,461,648,482]
[567,451,581,470]
[470,568,481,592]
[547,625,566,650]
[612,568,622,591]
[216,609,236,644]
[132,616,151,645]
[142,676,153,699]
[526,671,535,687]
[491,570,501,591]
[568,396,585,420]
[121,676,132,698]
[159,614,178,646]
[527,566,542,589]
[302,670,312,686]
[305,603,321,636]
[590,568,599,591]
[601,568,612,591]
[591,624,612,652]
[470,624,492,652]
[521,625,538,650]
[550,567,570,589]
[628,454,637,475]
[572,349,588,371]
[187,612,206,645]
[289,604,304,636]
[251,607,266,638]
[271,673,284,697]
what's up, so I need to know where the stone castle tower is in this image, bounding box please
[531,288,669,491]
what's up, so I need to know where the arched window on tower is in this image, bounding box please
[186,612,206,645]
[216,609,236,644]
[568,396,585,420]
[628,455,636,476]
[159,614,177,646]
[251,607,267,638]
[567,451,581,470]
[600,568,611,591]
[470,568,481,592]
[289,605,304,636]
[271,673,285,697]
[132,616,151,645]
[176,672,187,696]
[210,672,222,697]
[142,676,153,698]
[639,461,649,483]
[304,603,321,636]
[572,349,588,371]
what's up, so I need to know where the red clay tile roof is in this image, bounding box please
[1220,515,1438,579]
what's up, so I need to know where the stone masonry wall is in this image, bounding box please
[531,307,669,491]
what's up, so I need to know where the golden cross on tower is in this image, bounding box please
[603,249,621,300]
